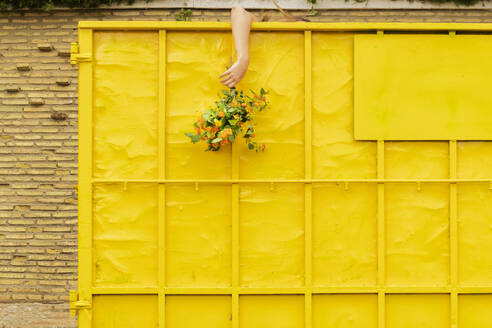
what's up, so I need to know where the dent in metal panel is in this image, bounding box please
[312,33,376,179]
[312,183,377,286]
[93,295,158,328]
[239,184,304,287]
[313,294,378,328]
[458,183,492,286]
[385,184,449,286]
[93,31,158,179]
[386,294,450,328]
[385,142,449,179]
[166,184,231,287]
[166,296,232,328]
[240,296,304,328]
[166,32,232,179]
[457,141,492,178]
[239,32,305,179]
[459,295,492,327]
[93,183,158,287]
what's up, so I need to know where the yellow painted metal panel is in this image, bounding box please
[457,142,492,178]
[458,183,492,286]
[93,31,159,178]
[238,32,305,179]
[385,142,449,179]
[166,184,231,287]
[166,296,231,328]
[313,294,378,328]
[166,32,232,179]
[93,183,158,287]
[239,295,304,328]
[239,184,304,287]
[79,24,492,328]
[312,183,377,286]
[93,295,158,327]
[354,34,492,140]
[386,294,450,328]
[312,33,376,179]
[385,184,449,286]
[458,294,492,328]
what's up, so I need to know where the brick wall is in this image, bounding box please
[0,6,491,328]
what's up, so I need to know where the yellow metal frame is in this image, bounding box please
[76,21,492,328]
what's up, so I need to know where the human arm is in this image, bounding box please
[219,5,257,88]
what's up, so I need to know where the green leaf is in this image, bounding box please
[248,143,255,150]
[228,119,237,125]
[228,135,235,142]
[192,135,201,143]
[212,138,222,143]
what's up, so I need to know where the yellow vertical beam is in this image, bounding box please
[77,27,93,328]
[449,140,458,328]
[304,30,313,328]
[377,140,385,328]
[231,34,240,328]
[158,29,167,328]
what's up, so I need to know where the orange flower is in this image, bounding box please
[214,119,222,127]
[218,111,225,118]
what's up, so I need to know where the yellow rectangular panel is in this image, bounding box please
[166,184,231,287]
[458,183,492,286]
[238,32,305,179]
[93,31,158,178]
[240,295,304,328]
[457,141,492,178]
[354,34,492,140]
[239,184,304,287]
[312,183,377,286]
[313,294,378,328]
[385,184,449,286]
[166,32,232,179]
[93,183,157,287]
[386,294,450,328]
[459,294,492,328]
[93,295,157,328]
[385,142,449,179]
[312,33,376,179]
[166,296,231,328]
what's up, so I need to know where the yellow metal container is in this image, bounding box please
[74,21,492,328]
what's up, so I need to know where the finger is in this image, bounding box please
[220,75,235,84]
[218,68,232,78]
[226,80,237,88]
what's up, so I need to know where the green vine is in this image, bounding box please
[175,8,192,21]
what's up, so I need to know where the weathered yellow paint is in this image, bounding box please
[77,22,492,328]
[166,296,231,328]
[354,34,492,140]
[386,294,450,328]
[313,294,378,328]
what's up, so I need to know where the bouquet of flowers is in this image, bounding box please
[185,87,269,152]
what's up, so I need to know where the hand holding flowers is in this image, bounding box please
[185,88,269,152]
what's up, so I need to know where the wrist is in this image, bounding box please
[237,55,249,64]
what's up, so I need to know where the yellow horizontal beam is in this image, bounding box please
[90,286,492,295]
[92,178,492,184]
[79,21,492,32]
